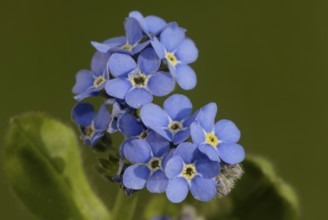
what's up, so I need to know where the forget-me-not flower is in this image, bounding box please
[165,142,220,203]
[190,103,245,164]
[129,11,167,37]
[72,52,110,101]
[72,102,111,146]
[122,131,173,193]
[91,17,149,55]
[140,94,199,145]
[105,48,175,108]
[151,24,198,90]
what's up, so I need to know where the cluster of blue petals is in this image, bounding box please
[71,11,245,203]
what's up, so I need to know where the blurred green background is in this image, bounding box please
[0,0,327,219]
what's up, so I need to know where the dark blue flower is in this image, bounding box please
[151,24,198,90]
[105,48,175,108]
[140,94,199,145]
[129,11,167,37]
[72,52,110,101]
[91,17,149,55]
[122,131,173,193]
[190,103,245,164]
[165,142,220,203]
[71,102,111,146]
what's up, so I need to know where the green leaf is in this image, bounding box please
[3,113,111,220]
[229,156,300,220]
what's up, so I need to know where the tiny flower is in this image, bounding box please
[190,103,245,164]
[165,142,220,203]
[72,102,111,146]
[91,17,149,55]
[105,48,175,108]
[72,52,110,101]
[122,131,173,193]
[129,11,167,37]
[106,100,133,133]
[151,24,198,90]
[141,94,199,145]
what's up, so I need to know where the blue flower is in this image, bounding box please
[71,102,111,146]
[140,94,199,145]
[105,48,175,108]
[72,52,110,101]
[122,131,173,193]
[151,24,198,90]
[106,99,134,133]
[91,17,149,55]
[165,142,220,203]
[129,11,167,37]
[190,103,245,164]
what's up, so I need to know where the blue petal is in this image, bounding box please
[141,103,169,128]
[190,122,205,145]
[148,71,175,96]
[125,88,153,109]
[123,164,150,190]
[146,170,168,193]
[129,11,144,21]
[72,103,95,126]
[137,48,161,74]
[198,144,219,161]
[91,41,111,53]
[215,119,241,143]
[145,130,170,157]
[197,103,217,132]
[144,15,166,35]
[190,176,217,202]
[175,38,198,64]
[160,26,185,52]
[108,53,137,77]
[91,52,110,75]
[165,156,183,178]
[195,157,220,178]
[94,104,111,130]
[151,37,165,59]
[119,137,136,159]
[152,128,173,142]
[72,70,94,94]
[172,130,190,145]
[174,142,198,163]
[163,94,192,121]
[118,112,143,137]
[218,143,245,164]
[184,110,200,127]
[124,139,152,163]
[125,17,143,45]
[175,64,197,90]
[166,177,189,203]
[103,36,126,47]
[131,40,150,55]
[105,79,131,99]
[162,149,175,169]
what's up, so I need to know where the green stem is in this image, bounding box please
[112,191,139,220]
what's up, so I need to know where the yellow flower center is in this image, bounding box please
[165,52,178,66]
[148,158,161,171]
[182,164,197,180]
[130,74,148,88]
[205,133,219,147]
[84,126,95,138]
[168,121,183,134]
[121,44,133,51]
[93,76,106,88]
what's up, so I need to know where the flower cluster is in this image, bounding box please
[71,11,245,203]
